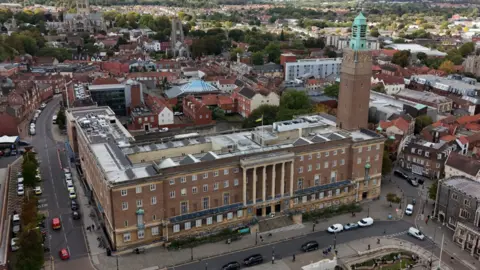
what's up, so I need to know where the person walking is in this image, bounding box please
[293,254,296,262]
[92,224,95,230]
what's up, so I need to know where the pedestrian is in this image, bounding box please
[383,229,386,235]
[87,226,91,232]
[272,256,275,264]
[293,254,296,262]
[92,224,95,230]
[367,244,370,250]
[377,238,380,244]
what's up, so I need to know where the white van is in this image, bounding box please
[405,204,413,215]
[408,227,425,240]
[30,127,36,135]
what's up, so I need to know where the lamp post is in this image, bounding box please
[255,230,258,245]
[190,246,193,261]
[116,256,119,270]
[333,231,337,250]
[367,206,370,217]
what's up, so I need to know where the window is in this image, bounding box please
[375,154,379,161]
[237,210,243,218]
[214,183,219,190]
[317,153,321,159]
[342,148,346,154]
[214,170,219,177]
[181,188,187,196]
[203,184,208,192]
[316,163,321,170]
[123,233,131,242]
[196,219,202,228]
[152,215,156,221]
[121,190,127,196]
[151,196,157,205]
[357,158,362,164]
[358,147,362,153]
[192,186,198,194]
[203,197,209,209]
[169,179,175,185]
[150,184,156,191]
[124,220,128,227]
[302,196,307,203]
[341,159,345,165]
[367,145,371,151]
[330,171,337,183]
[138,229,145,239]
[437,154,442,160]
[173,224,180,233]
[180,177,186,183]
[297,178,304,189]
[192,175,197,181]
[376,144,380,150]
[366,156,370,162]
[180,201,188,214]
[203,172,208,179]
[170,191,175,198]
[319,192,324,199]
[464,199,471,207]
[308,154,312,160]
[436,163,440,169]
[325,151,329,157]
[136,186,142,194]
[332,160,337,167]
[184,222,191,230]
[224,169,229,175]
[217,214,223,223]
[233,168,239,173]
[336,189,340,196]
[448,217,455,226]
[460,209,471,219]
[234,179,239,186]
[151,226,159,236]
[206,217,213,225]
[344,187,349,193]
[223,193,230,205]
[333,150,338,155]
[324,161,329,169]
[299,166,303,173]
[300,155,304,161]
[328,190,333,197]
[122,202,128,210]
[136,199,143,207]
[311,194,316,200]
[308,165,312,172]
[452,193,458,200]
[294,198,299,205]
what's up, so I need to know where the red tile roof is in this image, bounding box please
[457,114,480,125]
[440,135,456,142]
[465,122,480,131]
[218,79,236,85]
[217,96,234,105]
[379,117,410,133]
[373,74,405,85]
[92,77,119,85]
[458,136,469,145]
[372,65,382,71]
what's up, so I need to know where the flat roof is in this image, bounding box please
[396,89,452,105]
[88,84,125,91]
[442,176,480,200]
[385,44,447,56]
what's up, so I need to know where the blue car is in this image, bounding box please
[344,223,359,230]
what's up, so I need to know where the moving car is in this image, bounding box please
[405,204,414,216]
[52,217,61,230]
[221,261,240,270]
[34,186,42,195]
[408,227,425,240]
[159,127,169,132]
[394,170,409,179]
[30,127,36,135]
[408,178,419,187]
[358,217,374,227]
[11,237,19,251]
[327,224,344,233]
[301,240,319,252]
[72,211,81,220]
[52,115,57,124]
[59,248,70,260]
[243,254,263,266]
[40,103,47,109]
[17,184,24,196]
[71,200,78,211]
[344,223,359,230]
[68,190,77,199]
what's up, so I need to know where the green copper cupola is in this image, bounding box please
[350,12,367,51]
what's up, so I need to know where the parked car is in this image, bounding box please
[358,217,374,227]
[327,224,344,233]
[68,190,77,199]
[72,211,81,220]
[40,103,46,109]
[11,237,19,251]
[243,254,263,266]
[344,223,359,230]
[301,240,319,252]
[221,261,240,270]
[52,115,57,124]
[173,112,183,116]
[71,200,78,211]
[414,177,425,185]
[17,184,24,196]
[408,227,425,240]
[159,127,169,132]
[17,176,24,184]
[394,170,409,179]
[34,186,42,195]
[66,180,74,190]
[405,204,414,216]
[408,178,419,187]
[30,127,36,135]
[12,214,20,236]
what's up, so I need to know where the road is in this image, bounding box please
[30,97,91,269]
[169,220,412,270]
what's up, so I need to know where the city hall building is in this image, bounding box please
[65,12,383,250]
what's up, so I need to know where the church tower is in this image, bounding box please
[336,13,372,131]
[76,0,90,15]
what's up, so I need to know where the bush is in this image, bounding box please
[168,228,239,249]
[386,193,401,204]
[302,203,362,222]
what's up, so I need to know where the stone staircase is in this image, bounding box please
[258,215,294,233]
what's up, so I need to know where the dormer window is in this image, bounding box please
[425,152,429,157]
[418,150,422,155]
[437,154,442,160]
[411,148,416,154]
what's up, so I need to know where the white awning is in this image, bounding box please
[0,135,18,144]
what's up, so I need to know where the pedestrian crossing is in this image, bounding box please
[260,223,305,235]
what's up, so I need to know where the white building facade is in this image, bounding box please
[285,58,342,81]
[157,106,174,126]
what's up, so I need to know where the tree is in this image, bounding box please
[279,30,285,41]
[439,60,455,74]
[251,51,264,65]
[243,105,279,128]
[414,115,433,134]
[324,47,337,58]
[56,108,66,130]
[372,84,386,93]
[22,161,37,188]
[264,42,281,63]
[382,151,393,175]
[459,42,475,57]
[15,223,44,270]
[428,181,438,200]
[416,52,427,62]
[370,27,380,37]
[228,29,244,42]
[280,90,312,112]
[386,193,401,207]
[392,50,410,68]
[20,197,38,227]
[323,83,339,98]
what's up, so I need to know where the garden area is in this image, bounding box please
[352,251,418,270]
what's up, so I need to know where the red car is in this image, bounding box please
[59,248,70,260]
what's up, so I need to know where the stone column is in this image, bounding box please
[471,236,478,256]
[252,167,257,206]
[290,161,294,197]
[280,162,285,197]
[242,167,247,206]
[262,166,267,203]
[271,164,276,200]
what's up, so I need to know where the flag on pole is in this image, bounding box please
[256,115,263,123]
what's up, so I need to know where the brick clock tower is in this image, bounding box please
[336,13,373,131]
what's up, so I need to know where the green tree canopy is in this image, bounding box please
[459,42,475,57]
[323,83,340,98]
[392,50,411,68]
[415,114,433,134]
[15,223,44,270]
[243,105,279,128]
[251,51,264,65]
[264,42,281,64]
[428,181,438,200]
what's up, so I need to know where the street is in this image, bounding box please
[29,97,92,269]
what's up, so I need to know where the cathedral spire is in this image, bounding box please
[350,12,367,51]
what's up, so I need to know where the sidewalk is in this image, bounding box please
[416,200,478,270]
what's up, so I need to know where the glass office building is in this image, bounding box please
[88,84,130,116]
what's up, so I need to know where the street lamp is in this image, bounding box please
[367,206,370,217]
[255,231,258,245]
[205,262,208,270]
[333,231,337,250]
